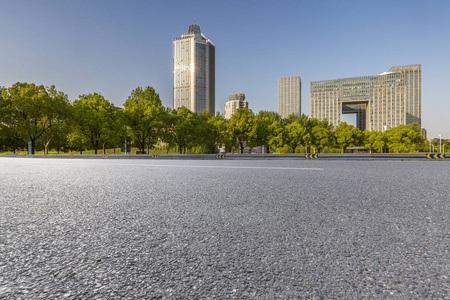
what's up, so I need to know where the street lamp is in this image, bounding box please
[438,134,442,153]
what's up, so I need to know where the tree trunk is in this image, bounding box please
[44,140,51,155]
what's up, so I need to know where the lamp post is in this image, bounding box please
[429,139,432,153]
[438,134,442,153]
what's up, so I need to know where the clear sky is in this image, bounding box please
[1,0,449,138]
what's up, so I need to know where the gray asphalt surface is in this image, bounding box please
[1,158,449,299]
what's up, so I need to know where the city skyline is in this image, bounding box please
[1,1,449,138]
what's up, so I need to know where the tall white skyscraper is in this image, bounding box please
[278,76,301,118]
[173,22,215,114]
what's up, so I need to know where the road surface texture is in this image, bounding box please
[1,158,449,299]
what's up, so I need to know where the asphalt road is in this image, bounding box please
[1,158,449,299]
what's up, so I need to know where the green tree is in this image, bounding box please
[40,86,71,154]
[283,121,306,153]
[67,129,88,154]
[164,107,199,154]
[283,113,309,127]
[109,107,126,154]
[221,120,237,153]
[267,121,284,153]
[253,111,282,153]
[1,88,25,153]
[304,118,332,153]
[123,86,164,153]
[363,130,386,153]
[385,123,423,153]
[334,122,362,152]
[0,82,70,154]
[72,93,117,154]
[283,114,314,152]
[196,111,228,154]
[229,108,255,154]
[311,126,332,153]
[0,124,25,153]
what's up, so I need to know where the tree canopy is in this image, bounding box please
[0,82,70,154]
[72,93,118,154]
[229,108,255,153]
[0,82,429,155]
[123,86,165,153]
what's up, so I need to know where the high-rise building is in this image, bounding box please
[310,64,421,131]
[278,76,301,118]
[224,93,248,119]
[173,22,215,114]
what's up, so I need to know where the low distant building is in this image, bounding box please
[224,93,248,119]
[421,127,427,139]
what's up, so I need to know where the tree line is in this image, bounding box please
[0,82,432,155]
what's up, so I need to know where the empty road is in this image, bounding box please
[1,158,449,299]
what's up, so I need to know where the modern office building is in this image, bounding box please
[278,76,301,118]
[310,65,421,131]
[224,93,248,119]
[173,22,215,114]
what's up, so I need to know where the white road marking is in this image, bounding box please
[126,164,324,171]
[0,159,323,170]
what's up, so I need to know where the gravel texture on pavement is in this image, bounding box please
[1,158,449,299]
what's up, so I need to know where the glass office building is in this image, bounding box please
[173,23,215,114]
[310,65,421,131]
[278,76,301,118]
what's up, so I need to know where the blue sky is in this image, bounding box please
[1,0,449,138]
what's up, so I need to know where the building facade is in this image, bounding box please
[310,64,421,131]
[173,22,215,114]
[224,93,248,119]
[278,76,301,118]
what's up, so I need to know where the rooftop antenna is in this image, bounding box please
[188,19,200,34]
